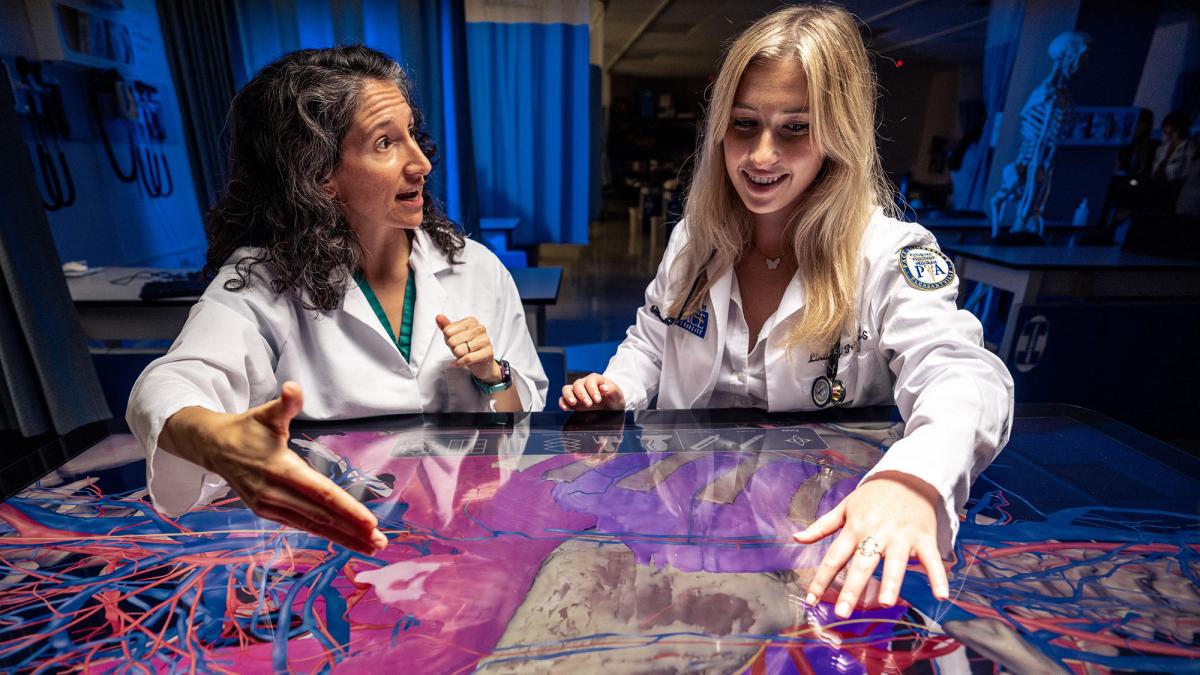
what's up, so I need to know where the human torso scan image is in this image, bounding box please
[0,417,1196,673]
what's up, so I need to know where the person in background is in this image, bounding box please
[1118,108,1157,179]
[127,46,546,556]
[560,4,1013,619]
[1152,109,1197,204]
[1107,108,1159,220]
[1174,155,1200,217]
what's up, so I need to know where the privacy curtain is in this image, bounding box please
[157,0,241,212]
[952,0,1026,212]
[230,0,480,239]
[465,0,590,245]
[0,68,110,437]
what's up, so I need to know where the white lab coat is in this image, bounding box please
[127,229,546,517]
[1152,137,1197,182]
[604,210,1014,549]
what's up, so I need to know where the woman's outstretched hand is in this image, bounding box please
[791,470,949,617]
[160,381,388,555]
[559,373,625,411]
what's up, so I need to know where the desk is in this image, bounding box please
[67,265,563,345]
[943,244,1200,356]
[920,217,1094,245]
[509,265,562,345]
[481,217,534,268]
[2,405,1195,672]
[67,267,194,341]
[479,216,519,248]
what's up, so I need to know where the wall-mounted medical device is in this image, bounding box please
[23,0,136,71]
[88,69,172,198]
[14,57,76,211]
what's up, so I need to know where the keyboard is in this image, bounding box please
[139,273,208,300]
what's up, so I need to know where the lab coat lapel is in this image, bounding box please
[685,265,731,408]
[343,277,397,347]
[407,229,451,371]
[766,272,808,411]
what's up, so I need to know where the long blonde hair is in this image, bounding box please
[668,4,895,351]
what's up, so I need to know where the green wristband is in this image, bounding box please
[472,359,512,395]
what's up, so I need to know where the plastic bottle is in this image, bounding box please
[1073,198,1090,226]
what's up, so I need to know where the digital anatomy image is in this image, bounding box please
[0,419,1195,673]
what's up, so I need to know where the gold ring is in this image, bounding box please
[857,536,882,557]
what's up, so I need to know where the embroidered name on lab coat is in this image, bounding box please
[898,246,955,291]
[807,328,869,362]
[676,304,709,339]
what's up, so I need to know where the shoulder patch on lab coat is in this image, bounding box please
[675,304,709,339]
[898,246,955,291]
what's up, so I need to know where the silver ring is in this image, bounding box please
[857,536,882,557]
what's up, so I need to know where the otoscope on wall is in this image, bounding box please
[89,69,137,184]
[134,81,172,198]
[15,57,75,211]
[88,69,173,199]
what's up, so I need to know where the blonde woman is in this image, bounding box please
[561,5,1013,618]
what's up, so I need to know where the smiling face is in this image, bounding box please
[722,59,824,231]
[327,79,432,235]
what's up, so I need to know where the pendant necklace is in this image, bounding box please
[749,243,784,270]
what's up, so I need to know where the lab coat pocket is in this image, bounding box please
[838,350,863,406]
[844,350,892,406]
[443,361,485,412]
[665,321,719,410]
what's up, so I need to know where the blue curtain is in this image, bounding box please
[464,0,589,245]
[157,0,241,212]
[952,0,1025,212]
[231,0,480,239]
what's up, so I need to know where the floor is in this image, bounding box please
[538,213,663,369]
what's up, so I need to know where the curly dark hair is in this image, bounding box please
[205,45,465,310]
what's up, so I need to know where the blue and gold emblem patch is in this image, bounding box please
[898,246,955,291]
[675,304,709,339]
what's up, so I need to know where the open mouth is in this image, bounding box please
[743,171,786,187]
[396,189,422,204]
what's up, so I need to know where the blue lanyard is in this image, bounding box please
[649,248,717,325]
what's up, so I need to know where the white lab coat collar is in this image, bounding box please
[341,282,384,346]
[343,227,453,371]
[680,263,732,408]
[683,263,811,410]
[700,263,811,410]
[408,227,454,274]
[407,229,451,371]
[765,271,808,410]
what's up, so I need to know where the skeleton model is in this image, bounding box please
[990,32,1091,238]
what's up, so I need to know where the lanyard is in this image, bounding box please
[651,246,847,407]
[649,248,718,325]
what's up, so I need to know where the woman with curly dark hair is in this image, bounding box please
[126,46,545,555]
